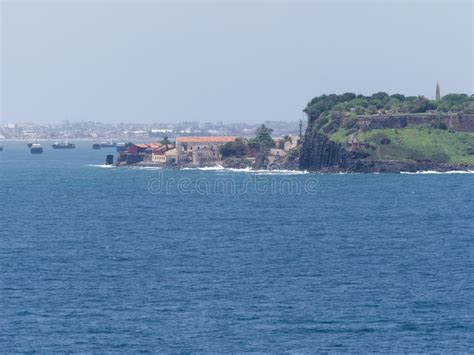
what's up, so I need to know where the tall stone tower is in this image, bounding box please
[435,81,441,100]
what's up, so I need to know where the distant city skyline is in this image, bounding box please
[1,0,472,124]
[0,119,304,140]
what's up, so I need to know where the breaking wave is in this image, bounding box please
[182,165,308,175]
[87,164,115,169]
[88,164,306,175]
[401,170,474,175]
[88,164,165,170]
[128,166,164,170]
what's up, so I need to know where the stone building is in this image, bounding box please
[165,148,178,164]
[175,136,236,164]
[284,135,300,151]
[192,147,219,165]
[151,146,177,165]
[151,153,166,164]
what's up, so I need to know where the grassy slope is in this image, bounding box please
[330,126,474,164]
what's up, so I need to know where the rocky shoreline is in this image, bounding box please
[306,160,474,173]
[117,158,474,174]
[111,127,474,173]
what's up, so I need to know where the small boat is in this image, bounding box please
[100,142,117,148]
[27,142,33,148]
[52,142,75,149]
[92,143,101,150]
[30,143,43,154]
[0,144,3,152]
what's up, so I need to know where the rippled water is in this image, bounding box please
[1,142,473,352]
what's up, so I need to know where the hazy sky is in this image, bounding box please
[1,0,472,124]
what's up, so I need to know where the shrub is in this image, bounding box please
[431,120,448,130]
[219,139,247,158]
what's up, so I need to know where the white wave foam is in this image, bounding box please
[182,165,226,171]
[129,166,163,170]
[88,164,115,169]
[401,170,474,175]
[182,165,308,175]
[252,169,309,175]
[88,163,305,174]
[89,164,166,170]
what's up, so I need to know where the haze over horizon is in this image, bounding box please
[1,0,472,124]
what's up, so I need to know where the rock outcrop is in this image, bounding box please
[299,131,368,171]
[299,93,474,172]
[299,126,474,173]
[299,132,346,170]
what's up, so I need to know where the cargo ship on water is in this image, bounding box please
[52,142,75,149]
[30,143,43,154]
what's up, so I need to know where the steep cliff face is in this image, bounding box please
[299,131,348,170]
[299,130,372,171]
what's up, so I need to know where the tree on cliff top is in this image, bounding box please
[304,92,474,125]
[249,124,275,151]
[220,138,247,158]
[160,136,171,145]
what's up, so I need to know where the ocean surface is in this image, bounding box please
[1,141,473,352]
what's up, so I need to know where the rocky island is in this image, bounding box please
[109,90,474,173]
[299,91,474,173]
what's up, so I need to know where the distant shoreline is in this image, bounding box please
[0,138,140,142]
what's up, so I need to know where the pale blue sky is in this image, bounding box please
[1,0,472,124]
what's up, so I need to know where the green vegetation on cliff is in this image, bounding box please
[305,92,474,124]
[248,124,275,150]
[302,92,474,168]
[331,127,474,164]
[219,124,276,158]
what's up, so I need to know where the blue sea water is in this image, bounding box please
[1,141,473,352]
